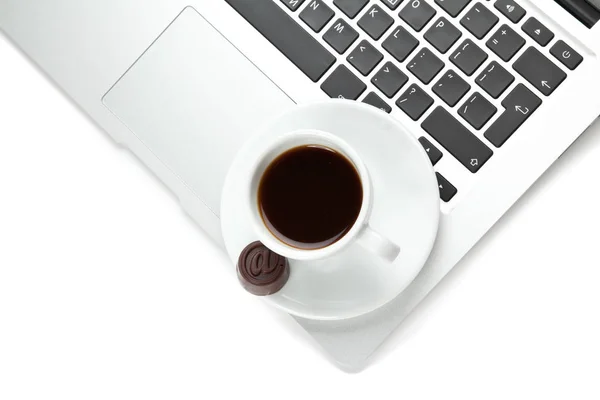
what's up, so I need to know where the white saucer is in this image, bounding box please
[221,101,440,320]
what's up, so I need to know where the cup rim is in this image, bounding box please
[248,129,372,261]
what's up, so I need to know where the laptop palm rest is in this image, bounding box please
[102,7,295,217]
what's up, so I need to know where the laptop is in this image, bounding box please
[2,0,600,368]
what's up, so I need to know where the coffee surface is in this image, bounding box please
[258,145,363,250]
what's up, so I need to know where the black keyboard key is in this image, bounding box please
[281,0,307,11]
[383,26,419,62]
[334,0,370,18]
[226,0,336,82]
[495,0,526,23]
[348,40,384,75]
[461,3,499,39]
[407,48,445,84]
[300,0,335,32]
[372,62,409,98]
[476,61,514,98]
[450,39,487,76]
[324,19,359,54]
[551,40,583,70]
[513,47,566,96]
[381,0,404,11]
[321,65,367,99]
[435,0,471,17]
[522,17,554,47]
[433,70,470,106]
[363,92,392,113]
[459,92,497,130]
[486,25,525,62]
[399,0,437,31]
[419,137,443,165]
[422,107,493,173]
[484,84,541,147]
[396,84,434,120]
[436,173,457,202]
[424,18,462,53]
[358,4,394,39]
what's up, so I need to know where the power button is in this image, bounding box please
[550,40,583,70]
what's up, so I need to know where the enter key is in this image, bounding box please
[484,84,541,148]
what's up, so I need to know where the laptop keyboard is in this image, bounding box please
[225,0,583,203]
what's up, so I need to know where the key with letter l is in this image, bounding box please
[383,26,419,62]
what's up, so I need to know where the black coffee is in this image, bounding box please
[258,145,363,250]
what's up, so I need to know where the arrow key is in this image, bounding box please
[513,47,566,96]
[419,137,443,166]
[436,173,457,203]
[484,84,541,147]
[347,40,384,76]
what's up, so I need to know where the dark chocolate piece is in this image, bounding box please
[237,241,290,296]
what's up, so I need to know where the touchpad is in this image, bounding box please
[103,7,295,216]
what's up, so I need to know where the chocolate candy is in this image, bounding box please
[237,241,290,296]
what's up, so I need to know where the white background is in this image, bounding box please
[1,31,600,399]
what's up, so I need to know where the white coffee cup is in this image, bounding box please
[248,129,400,263]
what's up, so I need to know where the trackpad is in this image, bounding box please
[103,7,295,216]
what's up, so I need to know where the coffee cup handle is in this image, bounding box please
[356,225,400,263]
